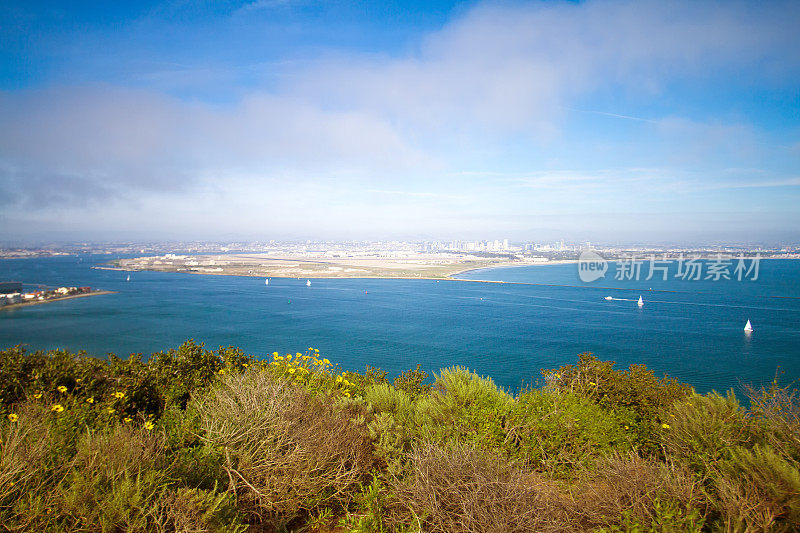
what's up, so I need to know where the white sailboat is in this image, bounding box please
[265,278,269,285]
[604,296,613,300]
[126,274,130,282]
[306,280,311,287]
[744,319,753,332]
[637,296,643,307]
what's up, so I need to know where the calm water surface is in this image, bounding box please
[1,255,798,395]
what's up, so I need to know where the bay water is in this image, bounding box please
[1,254,798,395]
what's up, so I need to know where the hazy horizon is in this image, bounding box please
[2,0,799,243]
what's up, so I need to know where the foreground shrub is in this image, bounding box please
[156,485,245,533]
[393,364,431,398]
[55,425,170,531]
[506,390,633,475]
[0,403,62,518]
[545,353,692,423]
[390,442,575,533]
[747,383,800,463]
[365,384,415,472]
[660,392,753,474]
[3,344,800,531]
[413,366,513,448]
[661,391,800,531]
[195,370,373,526]
[148,342,253,410]
[715,444,800,532]
[576,453,705,532]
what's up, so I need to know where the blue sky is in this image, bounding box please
[1,0,798,244]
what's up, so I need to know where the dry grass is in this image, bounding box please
[390,442,577,533]
[714,444,800,532]
[155,485,244,533]
[574,452,705,529]
[72,423,166,480]
[0,403,56,504]
[747,384,800,462]
[196,370,373,525]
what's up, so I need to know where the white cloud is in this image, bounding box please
[1,0,798,239]
[0,85,431,208]
[286,0,799,139]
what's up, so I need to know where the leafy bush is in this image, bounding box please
[0,340,249,421]
[394,364,431,398]
[413,366,513,448]
[506,389,633,475]
[659,391,753,474]
[364,384,415,472]
[148,341,253,410]
[544,353,692,422]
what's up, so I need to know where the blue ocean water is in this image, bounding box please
[1,254,798,395]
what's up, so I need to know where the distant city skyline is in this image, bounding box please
[1,0,799,244]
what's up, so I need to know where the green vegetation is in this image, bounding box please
[1,342,799,532]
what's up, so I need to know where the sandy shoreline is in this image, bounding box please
[450,259,578,278]
[110,253,578,281]
[0,290,116,312]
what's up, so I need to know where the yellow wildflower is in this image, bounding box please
[288,367,296,374]
[124,417,132,423]
[275,356,284,361]
[314,348,319,353]
[86,397,94,404]
[57,386,67,393]
[33,392,43,399]
[113,391,126,399]
[342,390,351,397]
[218,369,225,375]
[336,375,343,383]
[242,363,249,368]
[323,358,330,365]
[272,351,279,357]
[50,404,64,413]
[624,425,629,430]
[588,382,596,387]
[661,423,670,429]
[144,421,154,430]
[287,354,292,361]
[302,355,310,361]
[8,413,18,422]
[106,407,116,414]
